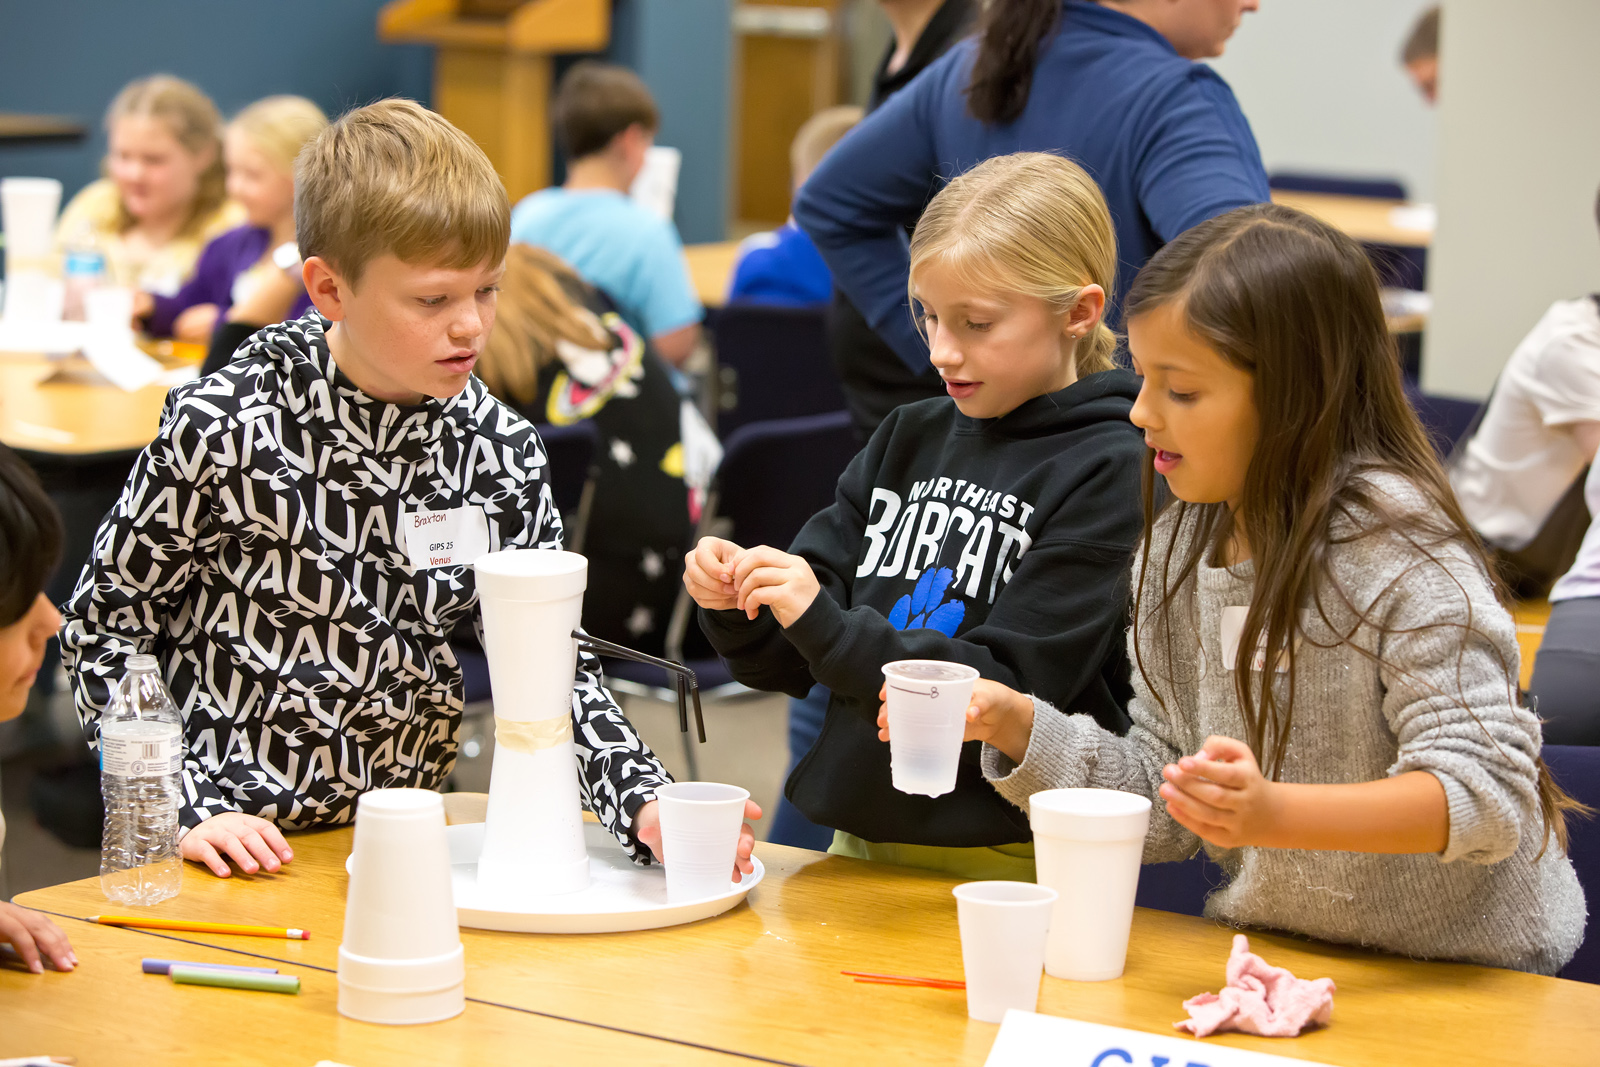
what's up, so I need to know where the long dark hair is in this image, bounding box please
[1125,202,1584,853]
[966,0,1060,125]
[0,445,63,628]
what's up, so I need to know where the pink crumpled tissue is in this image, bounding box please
[1175,934,1335,1038]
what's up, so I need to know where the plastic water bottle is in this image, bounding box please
[61,224,108,322]
[100,654,184,905]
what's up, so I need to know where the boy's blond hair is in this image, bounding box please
[231,95,328,176]
[295,99,509,286]
[909,152,1119,376]
[790,106,863,190]
[105,74,227,237]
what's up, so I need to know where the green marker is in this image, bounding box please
[169,964,301,994]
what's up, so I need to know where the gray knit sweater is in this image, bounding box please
[983,475,1586,974]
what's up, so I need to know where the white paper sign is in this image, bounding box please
[986,1012,1341,1067]
[630,145,681,222]
[402,505,489,570]
[82,328,165,391]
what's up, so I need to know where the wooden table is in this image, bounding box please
[685,240,743,309]
[1269,191,1433,250]
[11,810,1597,1065]
[0,343,201,456]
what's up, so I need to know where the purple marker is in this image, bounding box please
[141,958,280,976]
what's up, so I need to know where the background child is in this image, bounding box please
[136,95,327,344]
[686,153,1143,879]
[509,61,702,368]
[0,446,76,975]
[725,105,862,307]
[61,100,752,880]
[54,74,243,296]
[924,203,1586,973]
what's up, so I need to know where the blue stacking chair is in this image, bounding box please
[711,303,846,437]
[1270,173,1426,291]
[1404,383,1482,459]
[1134,850,1229,917]
[603,410,860,777]
[1546,745,1600,983]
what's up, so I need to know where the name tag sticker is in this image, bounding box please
[984,1012,1338,1067]
[402,505,489,571]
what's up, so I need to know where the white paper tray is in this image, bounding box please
[444,820,763,933]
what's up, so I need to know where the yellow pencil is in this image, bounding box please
[91,915,310,940]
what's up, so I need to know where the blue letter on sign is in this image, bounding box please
[1090,1052,1133,1067]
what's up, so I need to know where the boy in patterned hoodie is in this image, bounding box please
[61,100,757,879]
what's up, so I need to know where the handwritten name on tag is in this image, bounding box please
[1219,607,1309,674]
[401,505,489,570]
[985,1012,1339,1067]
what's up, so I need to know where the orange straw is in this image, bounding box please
[842,969,965,990]
[92,915,309,940]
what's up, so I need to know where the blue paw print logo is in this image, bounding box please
[887,567,966,636]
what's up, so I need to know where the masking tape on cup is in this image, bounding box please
[494,715,574,753]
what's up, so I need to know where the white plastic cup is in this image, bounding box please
[1029,788,1152,981]
[84,285,136,334]
[337,788,465,1024]
[953,881,1058,1023]
[473,549,592,898]
[881,660,979,797]
[656,781,749,903]
[1,177,62,268]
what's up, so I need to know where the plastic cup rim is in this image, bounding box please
[656,782,750,805]
[881,659,980,683]
[952,880,1059,906]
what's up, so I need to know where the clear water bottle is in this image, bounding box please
[61,224,108,322]
[100,654,184,905]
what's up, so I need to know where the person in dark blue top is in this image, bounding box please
[795,0,1268,435]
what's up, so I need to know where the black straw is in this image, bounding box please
[572,630,707,743]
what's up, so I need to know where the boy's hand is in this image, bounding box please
[875,678,1035,764]
[683,536,746,612]
[0,901,77,974]
[635,797,764,880]
[1159,735,1283,849]
[731,547,819,627]
[180,812,294,878]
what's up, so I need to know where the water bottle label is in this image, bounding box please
[64,250,107,277]
[102,729,183,777]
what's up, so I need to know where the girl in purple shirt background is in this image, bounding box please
[137,95,326,343]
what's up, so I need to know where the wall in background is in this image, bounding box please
[0,0,732,245]
[1423,0,1600,399]
[1208,0,1438,200]
[0,0,432,201]
[607,0,732,243]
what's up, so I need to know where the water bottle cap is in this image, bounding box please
[127,653,159,672]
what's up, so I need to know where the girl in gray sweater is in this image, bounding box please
[881,204,1588,974]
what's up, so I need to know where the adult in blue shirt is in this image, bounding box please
[795,0,1269,435]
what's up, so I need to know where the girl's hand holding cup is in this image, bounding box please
[876,677,1035,765]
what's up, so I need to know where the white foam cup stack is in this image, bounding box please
[656,782,749,903]
[1029,788,1152,981]
[337,788,465,1024]
[473,549,592,898]
[881,660,978,797]
[952,881,1058,1023]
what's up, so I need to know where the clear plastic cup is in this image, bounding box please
[84,286,136,334]
[473,549,591,898]
[1029,788,1152,981]
[952,881,1058,1023]
[881,660,979,796]
[337,788,465,1025]
[656,781,749,903]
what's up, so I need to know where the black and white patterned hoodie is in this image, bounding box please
[61,312,670,860]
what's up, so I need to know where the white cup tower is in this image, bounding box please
[473,548,592,898]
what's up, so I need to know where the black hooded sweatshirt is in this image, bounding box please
[699,369,1144,846]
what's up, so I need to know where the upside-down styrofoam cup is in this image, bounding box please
[953,881,1058,1022]
[473,549,591,898]
[338,788,465,1024]
[1029,788,1152,981]
[656,781,748,903]
[1,177,62,267]
[881,660,979,796]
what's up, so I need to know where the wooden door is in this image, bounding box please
[732,0,846,228]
